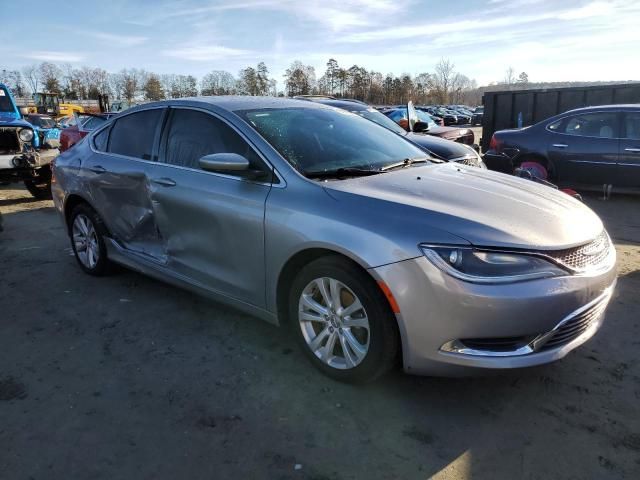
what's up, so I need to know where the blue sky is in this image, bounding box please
[1,0,638,87]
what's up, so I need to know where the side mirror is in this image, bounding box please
[199,153,249,172]
[413,121,430,133]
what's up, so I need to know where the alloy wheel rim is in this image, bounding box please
[72,214,99,269]
[298,277,370,370]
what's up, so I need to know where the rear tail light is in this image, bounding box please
[489,134,502,152]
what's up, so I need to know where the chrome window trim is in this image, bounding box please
[87,105,285,188]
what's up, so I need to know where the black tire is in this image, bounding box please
[23,177,52,199]
[288,255,399,383]
[69,204,111,276]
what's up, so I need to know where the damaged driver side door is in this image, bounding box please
[83,107,167,260]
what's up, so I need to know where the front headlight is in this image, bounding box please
[19,128,34,143]
[420,245,568,284]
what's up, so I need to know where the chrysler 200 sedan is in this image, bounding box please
[52,97,617,383]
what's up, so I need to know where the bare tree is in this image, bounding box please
[503,66,516,85]
[22,64,40,94]
[201,70,237,95]
[433,58,456,103]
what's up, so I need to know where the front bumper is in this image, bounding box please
[0,149,58,182]
[372,255,617,376]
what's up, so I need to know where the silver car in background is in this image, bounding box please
[52,97,617,383]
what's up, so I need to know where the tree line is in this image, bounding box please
[1,59,537,107]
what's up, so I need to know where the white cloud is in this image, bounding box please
[89,32,148,47]
[162,45,252,61]
[128,0,404,32]
[24,51,84,62]
[338,1,620,43]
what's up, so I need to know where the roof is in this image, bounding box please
[154,95,330,112]
[563,104,640,114]
[301,98,371,112]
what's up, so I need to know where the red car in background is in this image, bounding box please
[60,113,115,152]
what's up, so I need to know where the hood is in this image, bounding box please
[0,112,28,126]
[406,132,476,160]
[323,163,602,250]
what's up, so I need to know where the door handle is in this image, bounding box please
[624,148,640,152]
[89,165,106,174]
[152,177,177,187]
[552,144,568,148]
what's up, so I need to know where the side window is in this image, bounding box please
[547,119,562,131]
[623,112,640,140]
[93,127,109,152]
[108,109,163,160]
[162,109,266,174]
[563,113,617,138]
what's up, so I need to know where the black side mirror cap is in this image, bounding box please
[413,121,430,133]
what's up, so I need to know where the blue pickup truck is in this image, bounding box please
[0,83,59,198]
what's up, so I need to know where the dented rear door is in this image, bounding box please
[83,107,167,260]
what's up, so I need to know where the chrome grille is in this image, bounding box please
[538,293,610,351]
[547,231,612,272]
[0,127,20,155]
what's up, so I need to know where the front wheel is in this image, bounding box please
[289,256,399,383]
[23,177,52,199]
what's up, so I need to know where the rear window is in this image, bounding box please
[108,109,163,160]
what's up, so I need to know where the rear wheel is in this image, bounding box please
[516,156,552,179]
[69,204,111,276]
[289,256,399,383]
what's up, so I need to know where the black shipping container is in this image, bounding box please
[481,83,640,151]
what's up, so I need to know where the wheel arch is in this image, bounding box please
[63,193,108,234]
[275,248,402,351]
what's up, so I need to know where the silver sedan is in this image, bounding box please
[52,97,617,383]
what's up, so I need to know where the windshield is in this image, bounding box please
[0,87,14,112]
[354,108,407,135]
[29,116,56,128]
[241,107,426,175]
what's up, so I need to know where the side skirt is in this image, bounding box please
[104,238,279,326]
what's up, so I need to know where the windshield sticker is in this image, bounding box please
[0,90,5,96]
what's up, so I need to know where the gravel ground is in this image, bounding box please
[1,184,639,480]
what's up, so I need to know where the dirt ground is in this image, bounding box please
[1,183,639,480]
